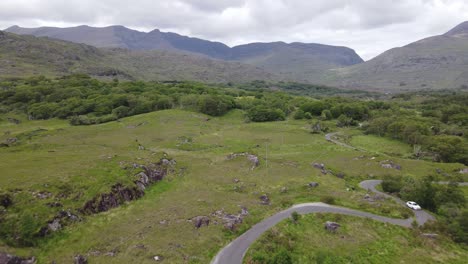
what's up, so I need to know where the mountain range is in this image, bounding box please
[5,25,364,82]
[3,21,468,91]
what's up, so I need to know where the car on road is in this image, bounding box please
[406,201,421,210]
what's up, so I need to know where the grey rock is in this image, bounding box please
[313,163,325,170]
[0,252,36,264]
[325,221,340,232]
[74,255,88,264]
[260,194,270,205]
[421,233,438,239]
[192,216,210,228]
[308,182,319,188]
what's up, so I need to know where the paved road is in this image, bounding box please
[212,180,421,264]
[211,134,467,264]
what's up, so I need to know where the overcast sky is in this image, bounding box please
[1,0,467,60]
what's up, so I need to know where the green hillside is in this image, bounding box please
[0,31,278,83]
[0,76,466,263]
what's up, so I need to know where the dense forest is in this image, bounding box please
[0,75,467,164]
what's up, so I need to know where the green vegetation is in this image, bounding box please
[244,213,467,264]
[0,75,467,263]
[381,175,467,243]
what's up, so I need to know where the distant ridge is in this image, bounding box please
[0,30,278,83]
[5,25,364,81]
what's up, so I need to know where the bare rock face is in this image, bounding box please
[0,252,36,264]
[81,183,144,215]
[324,221,340,232]
[192,216,210,229]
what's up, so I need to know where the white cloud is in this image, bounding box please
[0,0,467,60]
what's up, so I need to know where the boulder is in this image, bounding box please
[192,216,210,228]
[308,182,319,188]
[0,252,36,264]
[233,178,240,183]
[324,221,340,232]
[381,164,393,169]
[240,207,249,216]
[313,163,325,170]
[259,194,270,205]
[459,168,468,174]
[74,255,88,264]
[247,154,259,169]
[280,186,288,193]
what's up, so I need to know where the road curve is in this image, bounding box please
[211,134,467,264]
[211,180,422,264]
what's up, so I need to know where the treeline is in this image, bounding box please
[382,175,466,244]
[0,75,379,126]
[363,93,468,164]
[0,75,466,164]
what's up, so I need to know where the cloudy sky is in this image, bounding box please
[1,0,467,60]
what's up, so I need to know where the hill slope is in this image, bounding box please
[323,21,468,91]
[0,30,277,83]
[5,25,364,81]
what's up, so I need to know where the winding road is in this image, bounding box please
[211,133,467,264]
[211,180,432,264]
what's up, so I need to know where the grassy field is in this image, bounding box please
[0,109,466,263]
[244,213,468,263]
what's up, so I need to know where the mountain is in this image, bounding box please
[0,30,277,83]
[5,25,364,81]
[322,21,468,91]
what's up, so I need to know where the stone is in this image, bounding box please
[313,163,325,170]
[259,194,270,205]
[5,137,18,145]
[247,154,259,169]
[364,193,370,199]
[74,255,88,264]
[233,178,240,183]
[336,172,345,179]
[48,219,62,232]
[153,255,164,261]
[192,216,210,228]
[324,221,340,232]
[308,182,319,188]
[280,186,288,193]
[381,164,393,169]
[459,168,468,174]
[240,207,249,216]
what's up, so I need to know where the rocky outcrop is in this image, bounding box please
[0,252,36,264]
[211,207,249,231]
[81,183,144,214]
[312,163,328,174]
[39,210,81,236]
[192,216,210,229]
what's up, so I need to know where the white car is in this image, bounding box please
[406,201,421,210]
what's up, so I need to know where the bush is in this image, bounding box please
[381,175,403,193]
[291,211,300,222]
[247,106,286,122]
